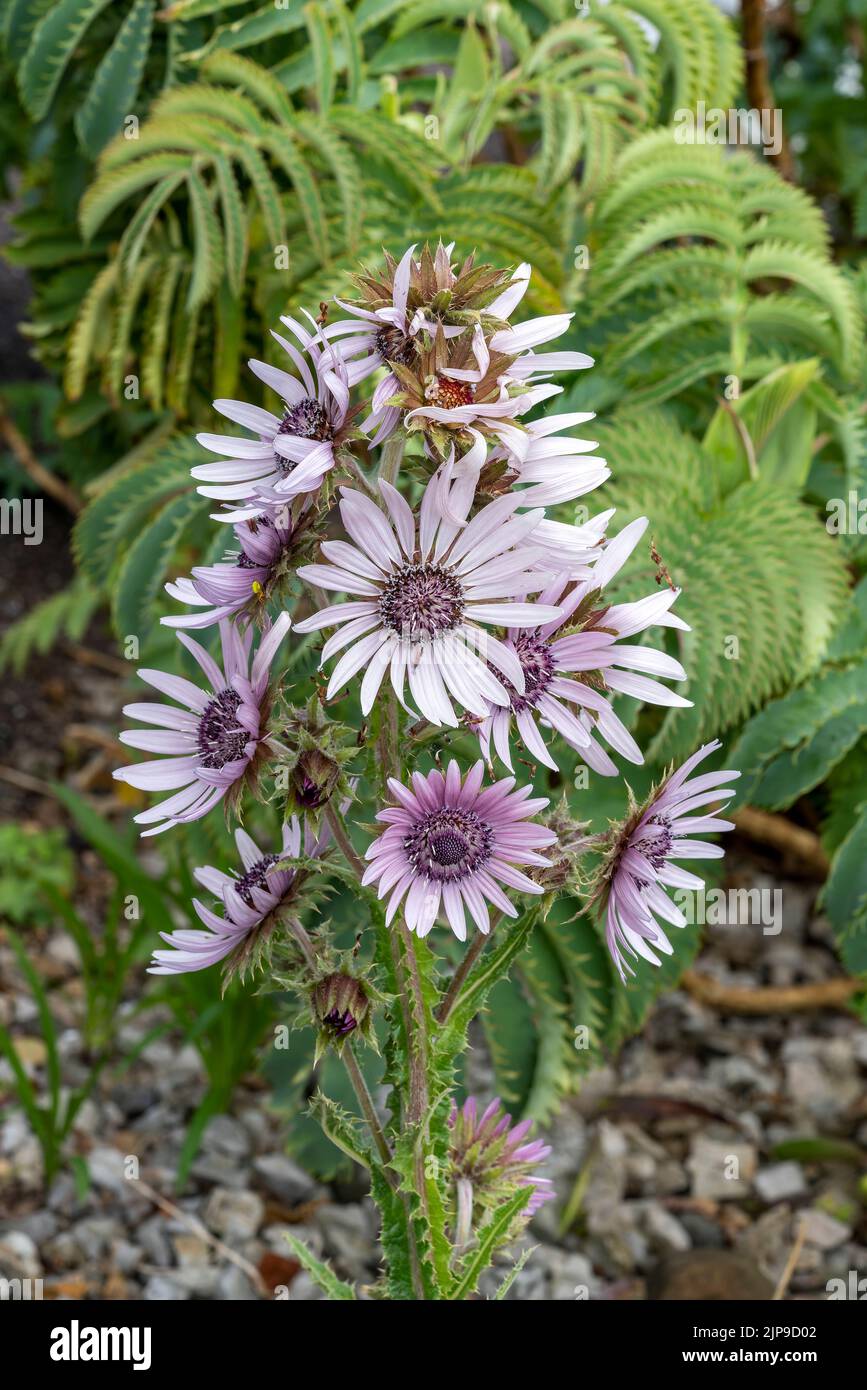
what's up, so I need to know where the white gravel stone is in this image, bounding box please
[754,1162,807,1204]
[204,1187,264,1241]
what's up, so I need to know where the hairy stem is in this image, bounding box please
[434,915,500,1025]
[401,925,434,1299]
[290,917,399,1187]
[342,1042,396,1178]
[325,802,366,879]
[379,435,405,487]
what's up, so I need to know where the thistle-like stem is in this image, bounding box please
[434,915,500,1025]
[325,802,366,879]
[290,919,398,1187]
[379,435,404,487]
[378,692,401,783]
[342,1042,396,1181]
[287,915,318,971]
[400,924,434,1299]
[344,454,377,496]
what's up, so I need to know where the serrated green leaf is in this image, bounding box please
[283,1232,356,1300]
[18,0,114,120]
[186,170,224,310]
[75,0,155,156]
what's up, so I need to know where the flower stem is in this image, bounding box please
[325,802,366,879]
[379,435,404,487]
[342,1042,396,1180]
[434,917,499,1025]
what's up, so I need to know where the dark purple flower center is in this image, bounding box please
[503,632,556,714]
[633,816,674,876]
[233,853,280,907]
[375,326,416,368]
[274,399,333,474]
[404,808,492,882]
[197,688,252,770]
[379,563,465,640]
[323,1007,357,1037]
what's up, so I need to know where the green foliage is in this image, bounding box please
[284,1232,356,1299]
[74,0,156,156]
[591,408,849,763]
[0,574,100,674]
[0,825,75,924]
[583,131,863,410]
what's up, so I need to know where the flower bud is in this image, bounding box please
[293,747,340,811]
[312,972,370,1054]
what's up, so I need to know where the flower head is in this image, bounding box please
[593,740,740,981]
[191,314,352,520]
[325,242,514,424]
[363,759,557,939]
[163,506,301,629]
[149,818,330,977]
[294,476,563,728]
[114,615,290,835]
[473,517,691,774]
[449,1096,554,1224]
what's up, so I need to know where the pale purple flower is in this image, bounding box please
[474,517,691,775]
[432,435,613,579]
[404,323,560,454]
[600,740,740,981]
[162,506,295,629]
[149,818,331,975]
[449,1096,554,1218]
[191,314,350,520]
[362,759,557,940]
[114,615,290,836]
[293,477,563,728]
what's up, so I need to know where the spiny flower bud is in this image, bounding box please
[293,747,340,811]
[312,972,371,1057]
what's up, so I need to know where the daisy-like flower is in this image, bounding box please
[434,435,612,578]
[149,818,331,976]
[399,321,560,457]
[473,517,691,775]
[362,759,557,940]
[293,476,563,727]
[324,243,467,446]
[114,615,290,836]
[162,506,299,630]
[325,243,509,445]
[594,740,740,982]
[191,314,352,520]
[449,1096,554,1243]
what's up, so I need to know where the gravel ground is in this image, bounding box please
[1,855,865,1302]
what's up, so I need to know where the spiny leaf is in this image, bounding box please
[283,1232,356,1300]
